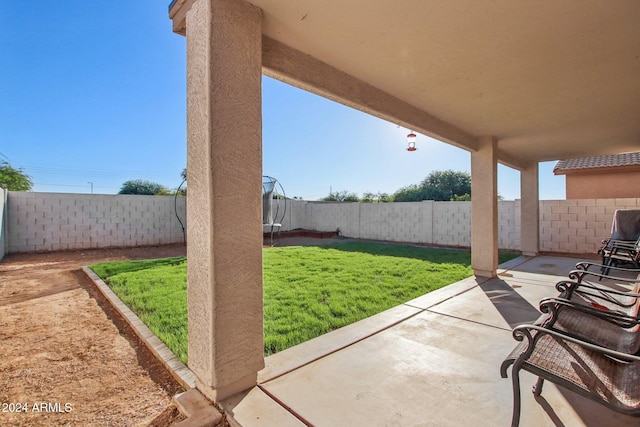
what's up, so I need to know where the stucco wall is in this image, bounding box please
[0,188,7,261]
[6,192,186,253]
[566,170,640,199]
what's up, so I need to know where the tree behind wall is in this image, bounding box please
[320,190,360,202]
[0,160,33,191]
[118,179,169,195]
[393,170,471,202]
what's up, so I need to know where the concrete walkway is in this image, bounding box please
[221,256,639,426]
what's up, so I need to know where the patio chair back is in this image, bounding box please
[610,209,640,241]
[599,210,640,271]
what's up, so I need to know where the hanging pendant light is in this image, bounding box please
[407,131,417,151]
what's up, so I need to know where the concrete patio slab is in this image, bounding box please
[222,255,640,426]
[404,275,488,310]
[503,255,581,280]
[260,303,422,383]
[428,278,549,330]
[221,386,306,427]
[259,310,517,426]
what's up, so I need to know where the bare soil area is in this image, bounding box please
[0,245,188,426]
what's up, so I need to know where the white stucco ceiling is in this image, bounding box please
[249,0,640,168]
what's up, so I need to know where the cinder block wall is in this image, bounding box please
[273,198,307,231]
[4,192,639,256]
[539,198,640,254]
[306,202,361,237]
[359,201,430,243]
[499,200,520,251]
[6,192,186,253]
[285,199,640,254]
[432,201,472,247]
[0,188,7,261]
[288,200,517,250]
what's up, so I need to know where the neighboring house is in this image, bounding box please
[554,152,640,199]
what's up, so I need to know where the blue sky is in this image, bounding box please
[1,1,565,200]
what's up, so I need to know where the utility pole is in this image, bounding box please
[88,182,93,194]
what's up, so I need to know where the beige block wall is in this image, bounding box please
[278,199,307,232]
[6,192,186,253]
[284,199,636,254]
[283,200,519,250]
[306,202,361,238]
[539,198,640,254]
[499,200,520,251]
[433,201,472,247]
[5,193,639,257]
[0,188,6,261]
[359,201,429,243]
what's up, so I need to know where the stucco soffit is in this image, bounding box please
[496,148,528,171]
[261,36,477,152]
[169,0,196,35]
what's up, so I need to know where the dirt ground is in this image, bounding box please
[0,238,339,426]
[0,245,189,427]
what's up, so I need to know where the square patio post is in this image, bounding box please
[183,0,264,402]
[471,136,498,277]
[520,163,539,256]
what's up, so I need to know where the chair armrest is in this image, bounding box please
[608,239,638,247]
[539,297,639,328]
[575,261,640,274]
[568,268,640,283]
[597,239,638,256]
[556,279,640,298]
[512,324,640,362]
[556,280,640,312]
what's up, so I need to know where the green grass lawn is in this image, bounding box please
[90,242,519,364]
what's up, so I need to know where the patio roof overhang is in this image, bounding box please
[171,0,640,170]
[167,0,640,406]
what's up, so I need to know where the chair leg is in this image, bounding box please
[532,377,544,396]
[603,257,613,277]
[510,365,523,427]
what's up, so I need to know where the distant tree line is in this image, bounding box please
[321,190,392,203]
[1,163,490,202]
[321,170,476,203]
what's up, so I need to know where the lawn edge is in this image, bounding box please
[81,266,196,390]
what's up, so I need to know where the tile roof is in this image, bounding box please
[554,152,640,173]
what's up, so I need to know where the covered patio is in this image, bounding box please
[165,0,640,423]
[221,255,638,426]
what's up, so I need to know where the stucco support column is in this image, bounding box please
[471,136,498,278]
[520,163,539,256]
[185,0,263,402]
